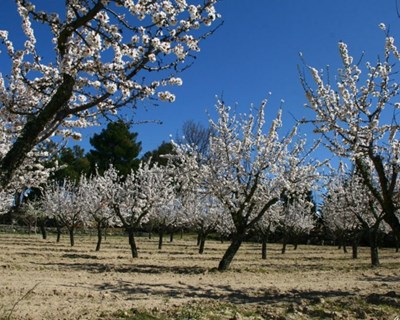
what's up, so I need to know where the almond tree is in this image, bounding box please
[0,0,221,189]
[323,163,388,266]
[301,24,400,241]
[110,161,176,258]
[279,193,315,254]
[78,173,116,251]
[253,204,280,259]
[42,179,85,246]
[174,99,321,270]
[181,191,225,254]
[150,198,183,250]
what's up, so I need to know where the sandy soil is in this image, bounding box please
[0,233,399,319]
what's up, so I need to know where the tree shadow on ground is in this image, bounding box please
[34,261,208,274]
[360,274,400,283]
[93,280,354,305]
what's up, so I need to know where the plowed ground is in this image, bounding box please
[0,233,399,319]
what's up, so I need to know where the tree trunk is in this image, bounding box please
[261,236,267,260]
[218,234,244,271]
[169,232,174,242]
[281,237,287,254]
[39,219,47,240]
[56,226,61,243]
[199,234,206,254]
[197,233,201,246]
[342,237,348,253]
[369,229,380,267]
[128,228,138,258]
[69,227,74,247]
[158,231,164,250]
[95,223,102,252]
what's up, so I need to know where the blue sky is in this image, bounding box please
[128,0,400,154]
[1,0,400,155]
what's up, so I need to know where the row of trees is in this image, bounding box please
[0,2,399,270]
[3,100,319,271]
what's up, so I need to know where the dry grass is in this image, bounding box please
[0,232,399,319]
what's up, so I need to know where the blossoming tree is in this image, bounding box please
[301,24,400,241]
[181,190,225,254]
[110,161,176,258]
[0,0,220,188]
[42,179,86,246]
[279,193,315,254]
[174,99,321,270]
[322,163,388,266]
[78,173,116,251]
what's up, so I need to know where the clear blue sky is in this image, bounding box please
[1,0,400,155]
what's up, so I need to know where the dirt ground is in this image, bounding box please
[0,232,399,320]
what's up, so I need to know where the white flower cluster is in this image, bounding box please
[0,0,221,189]
[173,99,320,238]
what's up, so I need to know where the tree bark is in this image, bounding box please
[158,231,164,250]
[56,225,61,243]
[69,227,74,247]
[281,237,287,254]
[169,232,174,242]
[369,229,380,267]
[199,234,206,254]
[352,240,358,259]
[128,228,138,258]
[261,236,267,260]
[95,223,102,252]
[39,220,47,240]
[351,231,362,259]
[218,234,244,271]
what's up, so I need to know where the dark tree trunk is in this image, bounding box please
[199,234,206,254]
[158,231,164,250]
[95,223,102,252]
[128,228,138,258]
[180,229,183,239]
[38,219,47,240]
[56,226,61,243]
[293,241,298,251]
[69,227,74,247]
[169,232,174,242]
[218,234,244,271]
[261,236,267,260]
[281,237,287,254]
